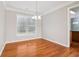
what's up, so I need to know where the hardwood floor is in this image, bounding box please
[1,38,79,57]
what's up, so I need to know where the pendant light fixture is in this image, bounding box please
[32,1,41,20]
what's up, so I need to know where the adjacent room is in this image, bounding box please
[70,6,79,48]
[0,1,79,57]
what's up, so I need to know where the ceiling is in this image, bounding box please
[4,1,75,15]
[71,6,79,12]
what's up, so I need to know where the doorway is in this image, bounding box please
[69,4,79,47]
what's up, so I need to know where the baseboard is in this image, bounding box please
[43,38,69,48]
[0,42,6,56]
[0,37,42,56]
[6,37,69,48]
[6,37,42,44]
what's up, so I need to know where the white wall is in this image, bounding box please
[42,2,79,47]
[42,7,69,47]
[6,10,42,43]
[0,2,6,55]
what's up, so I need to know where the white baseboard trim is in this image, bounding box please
[0,37,42,56]
[43,38,69,48]
[0,42,6,56]
[6,37,42,44]
[5,37,69,48]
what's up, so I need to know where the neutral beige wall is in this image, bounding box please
[42,2,79,47]
[0,2,6,55]
[6,10,42,43]
[42,7,68,47]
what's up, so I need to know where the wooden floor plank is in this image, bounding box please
[1,38,79,57]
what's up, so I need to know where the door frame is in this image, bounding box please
[67,3,79,47]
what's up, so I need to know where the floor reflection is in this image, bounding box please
[17,43,37,56]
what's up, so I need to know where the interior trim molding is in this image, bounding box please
[43,38,69,48]
[2,2,34,15]
[0,42,6,56]
[3,1,75,16]
[6,37,42,44]
[41,2,75,16]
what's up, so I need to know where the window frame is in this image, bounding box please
[16,14,37,36]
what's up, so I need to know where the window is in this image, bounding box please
[16,15,36,35]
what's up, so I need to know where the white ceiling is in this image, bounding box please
[71,6,79,12]
[4,1,75,15]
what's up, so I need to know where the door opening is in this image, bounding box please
[69,5,79,47]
